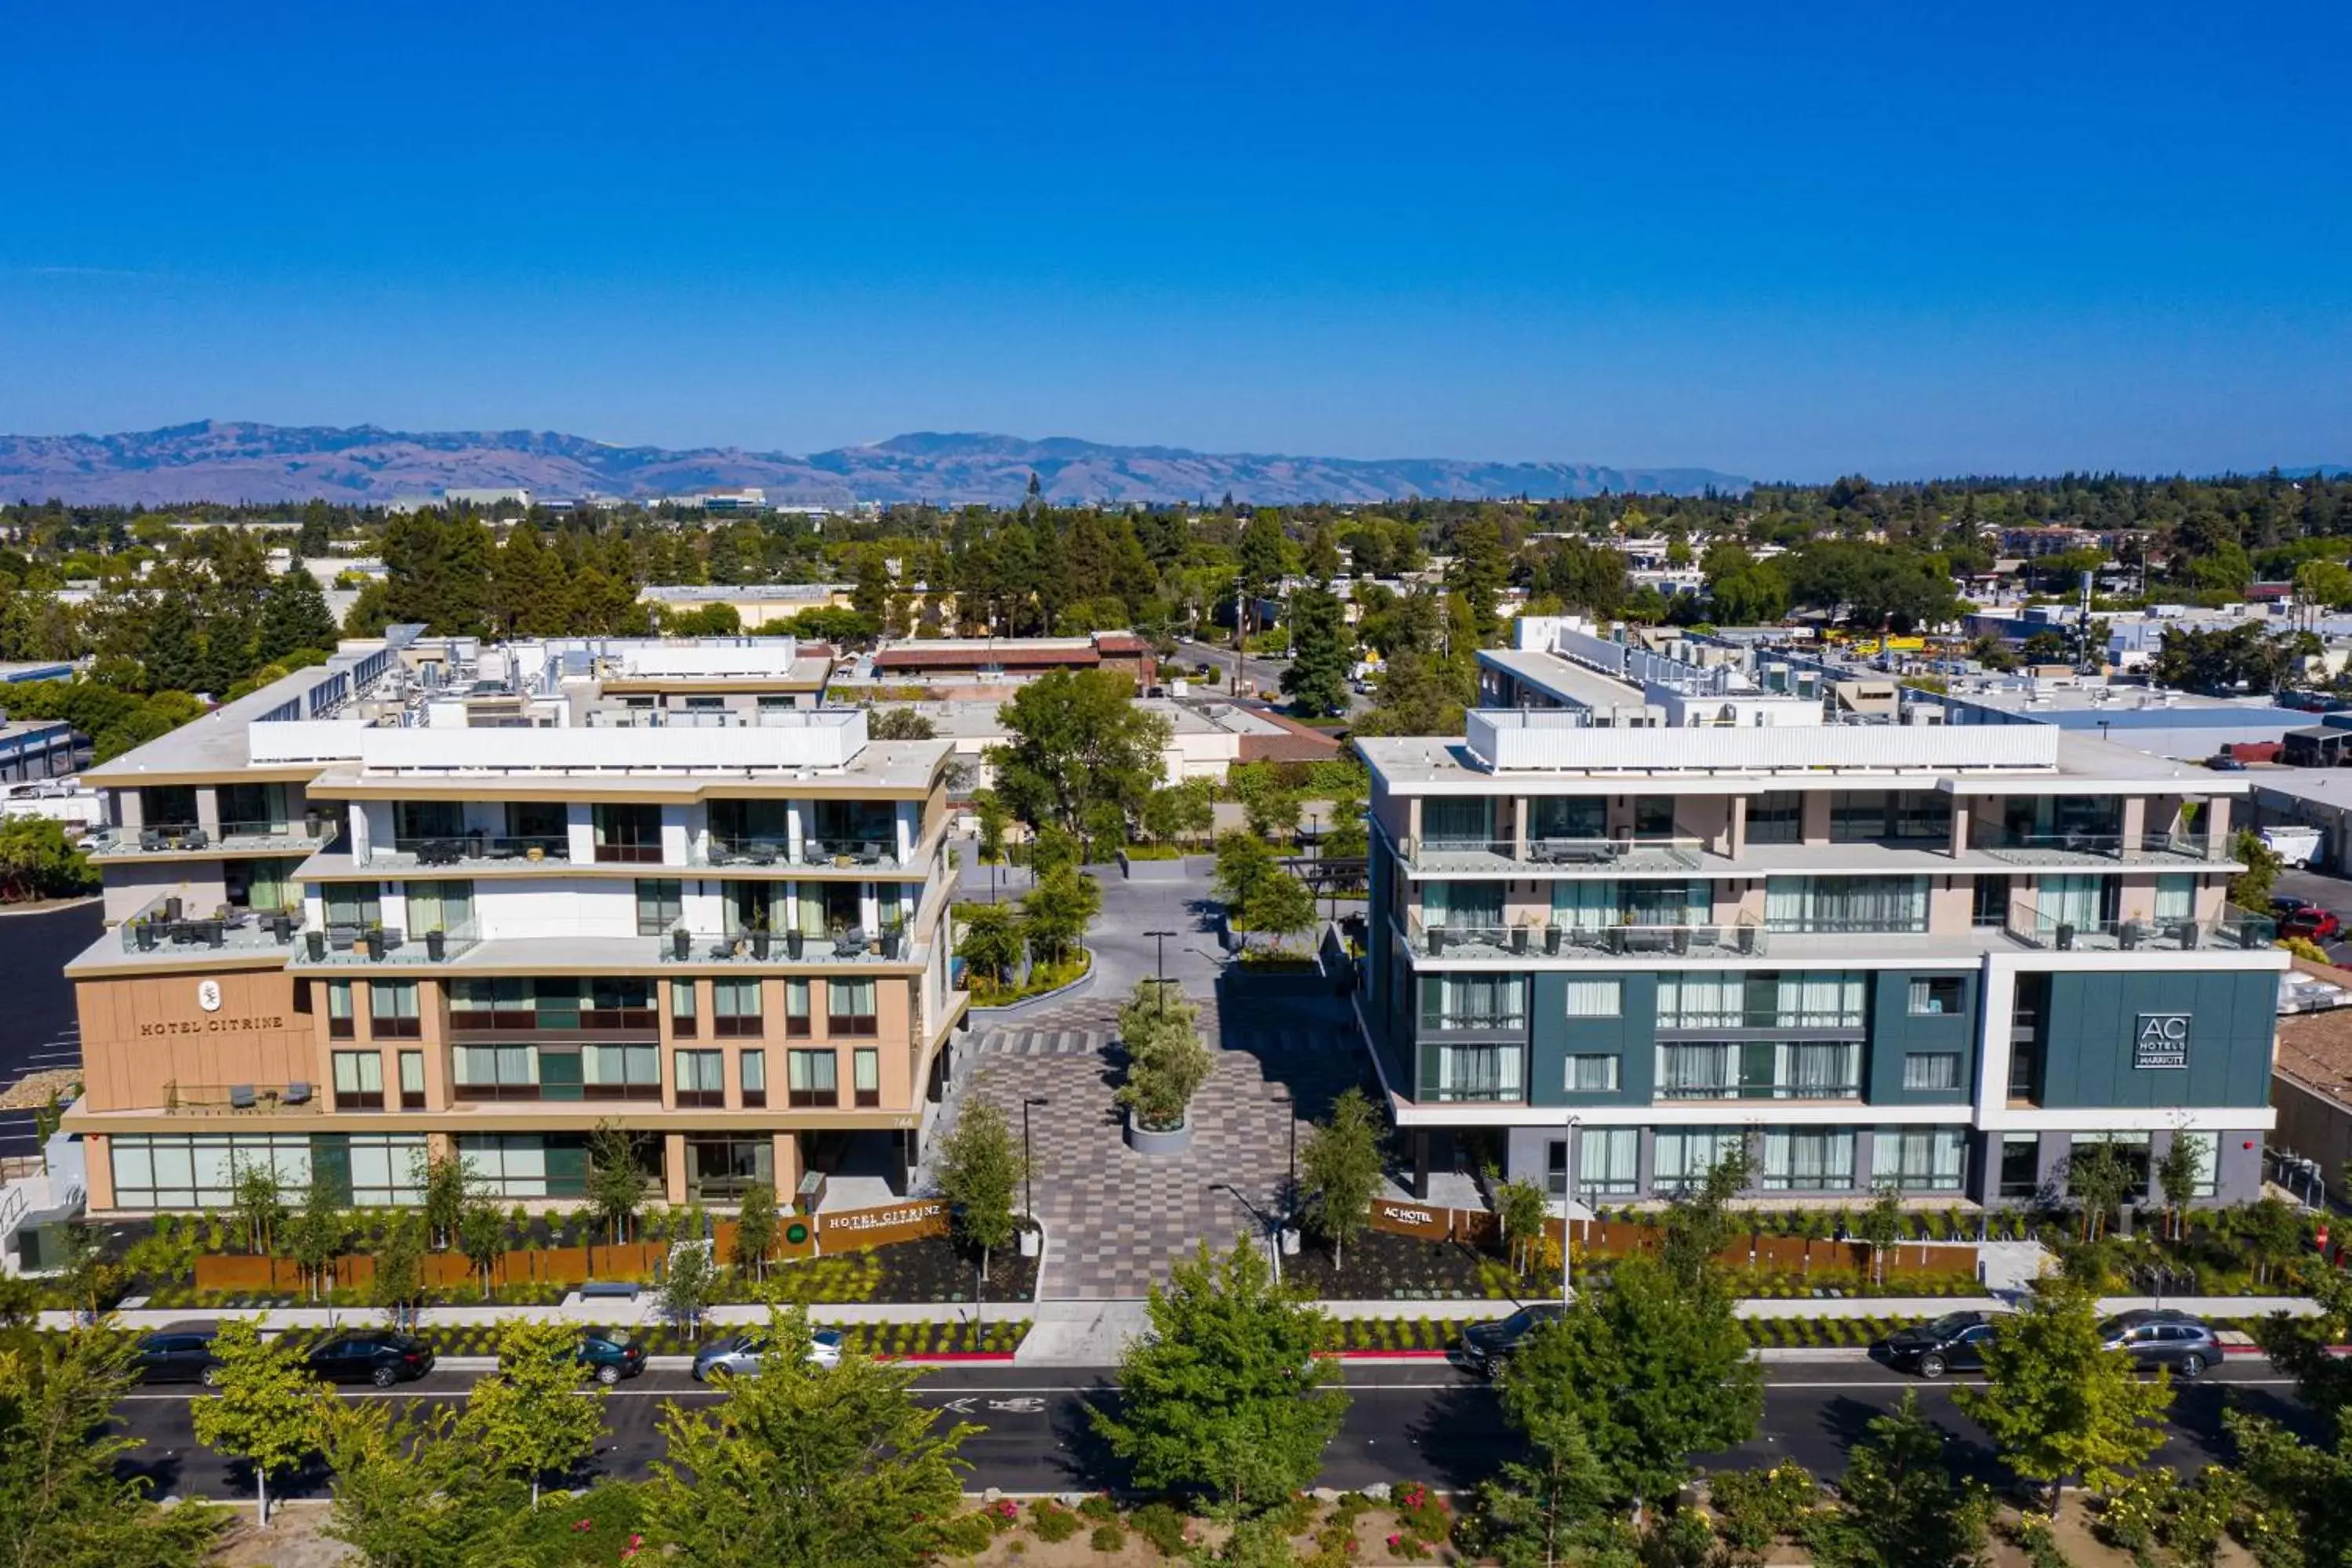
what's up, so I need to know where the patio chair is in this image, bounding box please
[181,828,209,851]
[228,1085,257,1111]
[834,927,869,958]
[139,827,165,851]
[281,1082,313,1106]
[855,841,884,866]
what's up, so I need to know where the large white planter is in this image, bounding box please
[1124,1109,1193,1155]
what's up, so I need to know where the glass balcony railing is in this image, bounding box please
[1404,833,1703,873]
[1976,829,2223,866]
[1404,913,1766,960]
[657,927,924,965]
[296,923,482,964]
[90,819,335,855]
[365,833,572,868]
[695,835,903,869]
[119,902,303,955]
[2002,898,2275,952]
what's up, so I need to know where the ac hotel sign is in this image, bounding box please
[2134,1013,2191,1071]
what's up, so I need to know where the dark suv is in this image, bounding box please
[2099,1310,2220,1377]
[1457,1304,1567,1377]
[1876,1310,2002,1378]
[306,1331,436,1388]
[132,1327,223,1386]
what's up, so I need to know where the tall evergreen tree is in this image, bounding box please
[1278,585,1352,717]
[140,588,205,694]
[255,568,339,662]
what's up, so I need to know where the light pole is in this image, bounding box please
[1562,1116,1581,1305]
[1272,1093,1296,1222]
[1210,1181,1279,1285]
[1145,928,1176,1016]
[1021,1097,1049,1225]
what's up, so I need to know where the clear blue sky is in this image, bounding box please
[3,1,2346,481]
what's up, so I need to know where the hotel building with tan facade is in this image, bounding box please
[61,631,965,1214]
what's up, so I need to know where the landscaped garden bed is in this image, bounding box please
[1283,1229,1519,1302]
[372,1317,1033,1361]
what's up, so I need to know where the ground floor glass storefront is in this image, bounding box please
[107,1131,426,1209]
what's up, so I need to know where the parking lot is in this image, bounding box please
[2272,865,2352,966]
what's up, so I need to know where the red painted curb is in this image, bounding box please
[1333,1348,1454,1360]
[875,1352,1021,1363]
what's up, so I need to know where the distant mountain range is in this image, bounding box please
[0,421,1751,507]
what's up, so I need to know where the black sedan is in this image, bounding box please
[1877,1309,2002,1377]
[1457,1303,1568,1377]
[132,1328,223,1386]
[305,1331,436,1388]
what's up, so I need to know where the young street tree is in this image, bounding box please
[1501,1252,1762,1512]
[1952,1277,2174,1516]
[954,902,1026,991]
[586,1120,648,1245]
[662,1240,717,1337]
[190,1318,321,1526]
[936,1100,1025,1280]
[1247,870,1320,953]
[644,1308,976,1568]
[371,1212,426,1329]
[1019,865,1101,967]
[315,1398,491,1566]
[1805,1392,1992,1568]
[285,1171,349,1301]
[988,668,1172,842]
[2154,1134,2207,1242]
[0,1328,223,1568]
[1479,1399,1620,1568]
[1116,978,1214,1131]
[459,1319,608,1505]
[1092,1240,1347,1515]
[414,1146,470,1250]
[1493,1175,1555,1279]
[232,1158,285,1255]
[1298,1087,1386,1270]
[734,1181,782,1282]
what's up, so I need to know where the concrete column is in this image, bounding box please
[662,1134,688,1204]
[83,1135,114,1209]
[195,787,222,840]
[2205,796,2232,857]
[2120,797,2147,851]
[773,1132,804,1207]
[114,789,143,831]
[1799,791,1831,845]
[1728,794,1748,859]
[1510,797,1527,862]
[1950,799,1970,858]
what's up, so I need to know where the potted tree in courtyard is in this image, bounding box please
[1116,978,1213,1154]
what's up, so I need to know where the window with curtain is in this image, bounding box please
[827,978,879,1036]
[1658,1043,1737,1097]
[2035,874,2107,931]
[1773,1041,1858,1098]
[1907,976,1964,1016]
[1653,1128,1744,1189]
[740,1050,767,1107]
[583,1044,659,1094]
[855,1047,880,1107]
[1419,974,1525,1030]
[788,1049,838,1107]
[1432,1042,1522,1101]
[1580,1128,1639,1197]
[1563,979,1621,1018]
[1424,880,1504,930]
[368,982,420,1039]
[1657,972,1744,1029]
[325,883,383,930]
[1764,877,1928,933]
[714,979,762,1037]
[1567,1054,1620,1092]
[674,1049,724,1105]
[1421,797,1496,847]
[1774,972,1865,1028]
[1552,880,1621,930]
[670,981,697,1037]
[635,879,683,936]
[454,1045,540,1089]
[2154,874,2196,924]
[784,980,811,1036]
[1623,879,1709,926]
[242,858,292,912]
[1903,1052,1963,1092]
[1762,1128,1856,1190]
[406,879,474,936]
[332,1051,383,1108]
[326,981,354,1039]
[1872,1129,1967,1192]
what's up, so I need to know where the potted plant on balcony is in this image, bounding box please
[425,926,447,962]
[306,928,326,961]
[673,926,691,962]
[880,916,906,961]
[1544,922,1563,956]
[303,808,322,840]
[749,910,772,961]
[362,927,387,961]
[1511,920,1533,955]
[785,923,805,960]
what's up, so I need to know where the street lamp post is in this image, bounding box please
[1021,1097,1050,1227]
[1272,1094,1296,1222]
[1145,928,1176,1015]
[1562,1116,1581,1305]
[1210,1181,1279,1285]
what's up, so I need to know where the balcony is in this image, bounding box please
[89,819,336,858]
[696,836,903,871]
[657,927,925,967]
[158,1080,319,1115]
[358,833,572,869]
[294,923,483,964]
[1976,829,2225,868]
[448,1007,657,1035]
[1404,913,1767,960]
[1403,833,1704,876]
[117,900,303,957]
[2002,898,2276,953]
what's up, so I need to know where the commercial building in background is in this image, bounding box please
[60,632,964,1214]
[1359,619,2285,1212]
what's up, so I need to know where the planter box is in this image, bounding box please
[1117,849,1191,882]
[1125,1110,1193,1156]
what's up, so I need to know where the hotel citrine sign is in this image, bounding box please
[2134,1014,2190,1070]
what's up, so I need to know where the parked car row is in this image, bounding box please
[133,1325,655,1388]
[2272,894,2343,942]
[1450,1305,2225,1381]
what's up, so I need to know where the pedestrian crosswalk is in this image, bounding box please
[974,1022,1352,1058]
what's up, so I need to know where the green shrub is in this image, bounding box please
[935,1512,998,1556]
[1270,1492,1319,1534]
[1029,1499,1081,1544]
[1077,1493,1120,1522]
[1133,1501,1192,1558]
[1091,1523,1128,1553]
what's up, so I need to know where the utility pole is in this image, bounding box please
[1562,1116,1581,1305]
[1021,1097,1049,1226]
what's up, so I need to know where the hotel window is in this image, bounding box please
[2034,874,2118,933]
[405,879,473,938]
[1421,797,1495,849]
[1530,796,1607,841]
[592,804,663,864]
[368,982,421,1040]
[326,981,354,1040]
[1580,1127,1639,1199]
[1830,789,1949,842]
[1658,1043,1738,1098]
[1762,1128,1857,1191]
[325,883,383,931]
[1764,876,1928,934]
[855,1047,881,1108]
[827,978,879,1037]
[1545,1139,1570,1199]
[674,1049,725,1107]
[1566,1054,1620,1093]
[332,1051,384,1110]
[1632,796,1677,836]
[2154,874,2197,924]
[1873,1129,1968,1192]
[1902,1052,1963,1093]
[1429,1041,1522,1102]
[347,1133,427,1205]
[454,1045,540,1094]
[1746,791,1802,844]
[784,980,811,1037]
[1419,974,1525,1031]
[1972,875,2013,927]
[583,1044,659,1098]
[715,979,763,1038]
[1422,880,1504,931]
[1908,976,1965,1016]
[636,879,683,936]
[740,1049,767,1109]
[1653,1128,1744,1192]
[2172,1130,2220,1198]
[1773,1041,1859,1098]
[398,1050,426,1109]
[456,1133,593,1200]
[1998,1133,2042,1200]
[670,981,698,1038]
[1563,978,1621,1018]
[788,1049,838,1108]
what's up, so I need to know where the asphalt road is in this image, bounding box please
[111,1358,2312,1503]
[2272,866,2352,964]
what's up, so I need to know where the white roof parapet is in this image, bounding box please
[1463,709,2060,774]
[245,719,372,764]
[358,709,870,774]
[616,641,805,679]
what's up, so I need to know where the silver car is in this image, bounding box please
[691,1328,845,1381]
